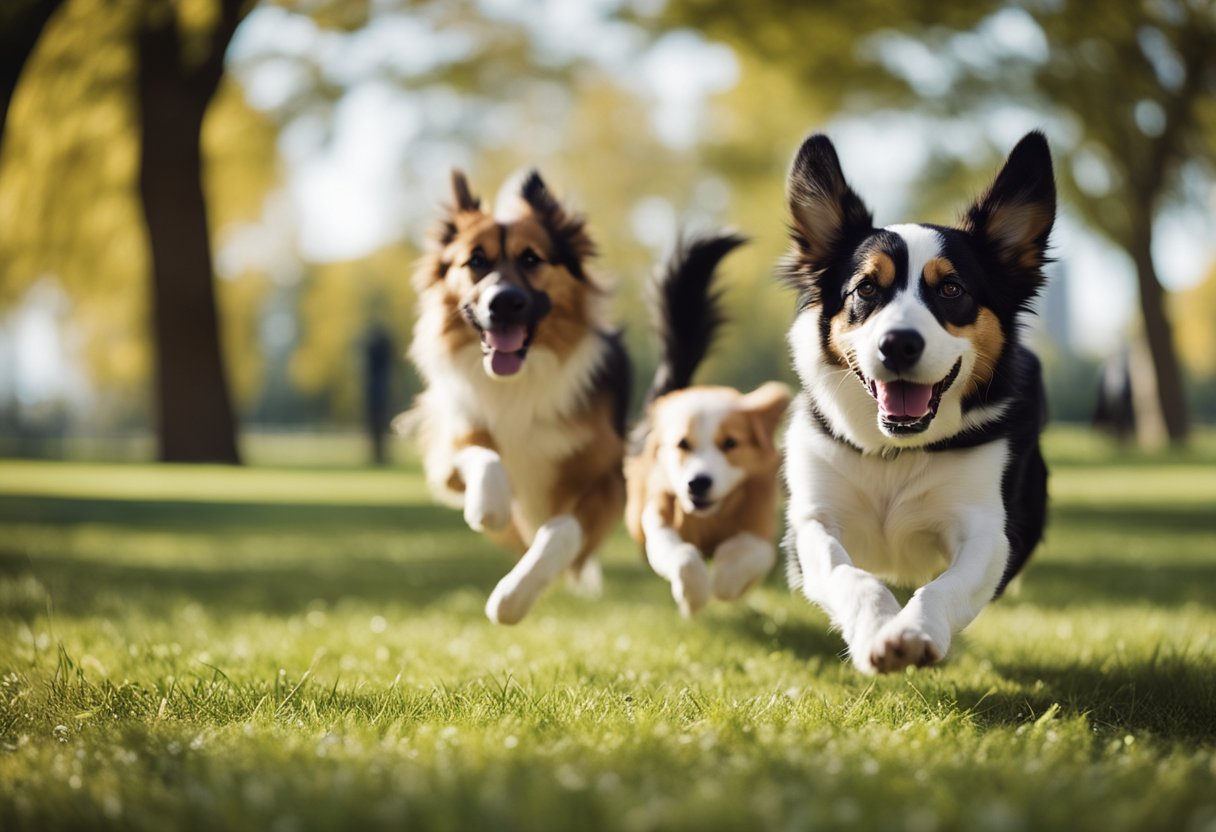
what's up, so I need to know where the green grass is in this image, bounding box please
[1,429,1215,831]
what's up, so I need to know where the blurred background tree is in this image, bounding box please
[0,1,65,143]
[0,0,1212,460]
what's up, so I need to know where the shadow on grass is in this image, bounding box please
[1050,504,1216,537]
[1016,560,1216,608]
[0,548,509,620]
[0,493,524,619]
[951,652,1216,744]
[0,495,457,534]
[716,605,846,664]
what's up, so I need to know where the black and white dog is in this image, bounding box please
[781,131,1054,673]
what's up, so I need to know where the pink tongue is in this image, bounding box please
[490,350,525,376]
[485,325,528,376]
[485,325,527,353]
[876,380,934,419]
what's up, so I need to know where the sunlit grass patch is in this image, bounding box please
[1,432,1215,830]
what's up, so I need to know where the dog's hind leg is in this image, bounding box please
[711,532,776,601]
[485,516,583,625]
[565,555,603,598]
[562,470,625,600]
[793,519,902,674]
[870,515,1007,672]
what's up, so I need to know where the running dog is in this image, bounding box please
[626,233,790,616]
[405,170,630,624]
[781,131,1054,672]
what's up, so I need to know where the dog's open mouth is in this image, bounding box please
[858,360,961,434]
[480,324,533,377]
[689,496,715,513]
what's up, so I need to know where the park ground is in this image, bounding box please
[0,429,1215,831]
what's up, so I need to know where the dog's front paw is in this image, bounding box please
[463,460,512,532]
[865,623,942,674]
[485,575,536,625]
[671,549,711,617]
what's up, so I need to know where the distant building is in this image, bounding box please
[1026,259,1073,353]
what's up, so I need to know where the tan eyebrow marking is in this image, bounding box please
[858,251,897,288]
[923,257,957,287]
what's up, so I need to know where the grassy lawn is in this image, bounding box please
[1,430,1215,831]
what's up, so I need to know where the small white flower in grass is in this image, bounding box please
[370,616,387,634]
[52,725,69,743]
[503,735,518,749]
[68,774,82,790]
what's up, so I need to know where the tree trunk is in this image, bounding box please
[1128,220,1190,446]
[0,0,65,152]
[136,3,246,463]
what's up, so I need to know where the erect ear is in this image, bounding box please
[784,133,873,294]
[518,170,596,281]
[450,169,480,213]
[741,382,792,452]
[425,169,482,249]
[415,169,484,291]
[961,131,1056,302]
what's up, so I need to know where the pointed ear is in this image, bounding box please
[519,170,596,280]
[425,169,482,250]
[416,170,483,291]
[741,382,791,451]
[961,131,1056,301]
[785,134,873,291]
[450,169,480,213]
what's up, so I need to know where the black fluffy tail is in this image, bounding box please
[646,230,748,403]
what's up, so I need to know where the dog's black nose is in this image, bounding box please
[688,475,713,498]
[488,286,529,323]
[879,329,925,372]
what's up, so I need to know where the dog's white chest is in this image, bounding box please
[788,410,1008,586]
[833,454,955,585]
[430,339,604,542]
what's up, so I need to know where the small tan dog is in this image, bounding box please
[626,233,791,615]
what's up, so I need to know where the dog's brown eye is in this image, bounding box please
[677,438,691,451]
[520,249,542,268]
[856,279,878,299]
[939,280,964,299]
[721,437,738,451]
[467,250,489,270]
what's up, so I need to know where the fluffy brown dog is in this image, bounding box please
[626,234,790,615]
[404,170,630,624]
